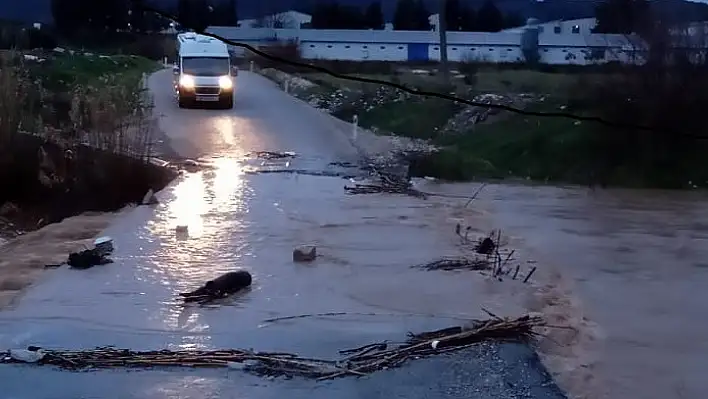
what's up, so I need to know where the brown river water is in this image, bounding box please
[1,69,706,398]
[414,179,708,399]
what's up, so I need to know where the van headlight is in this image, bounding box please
[218,75,233,90]
[179,75,195,89]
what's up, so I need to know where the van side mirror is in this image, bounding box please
[172,64,179,75]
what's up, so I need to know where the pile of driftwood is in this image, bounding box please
[416,228,537,283]
[344,173,426,198]
[252,151,296,160]
[1,315,543,380]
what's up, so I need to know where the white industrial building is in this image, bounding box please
[207,12,708,65]
[502,18,597,35]
[236,10,311,29]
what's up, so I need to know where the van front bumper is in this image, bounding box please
[178,86,233,102]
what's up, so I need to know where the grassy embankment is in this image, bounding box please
[0,49,174,237]
[266,61,708,189]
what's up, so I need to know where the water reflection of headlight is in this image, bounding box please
[218,75,233,90]
[179,75,195,88]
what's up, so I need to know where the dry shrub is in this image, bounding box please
[0,51,31,147]
[0,52,172,228]
[250,40,302,72]
[2,51,155,160]
[63,75,156,160]
[122,35,176,62]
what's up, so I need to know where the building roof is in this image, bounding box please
[206,27,522,45]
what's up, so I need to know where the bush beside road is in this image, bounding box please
[0,49,175,239]
[258,61,708,189]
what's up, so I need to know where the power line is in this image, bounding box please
[133,1,705,140]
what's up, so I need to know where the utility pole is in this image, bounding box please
[438,0,449,82]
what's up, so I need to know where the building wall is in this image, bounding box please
[532,18,597,35]
[207,26,643,65]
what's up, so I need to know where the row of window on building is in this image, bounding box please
[306,43,595,54]
[540,25,582,34]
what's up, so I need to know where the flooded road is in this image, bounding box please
[418,181,708,399]
[0,71,564,398]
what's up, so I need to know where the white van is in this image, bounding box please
[174,32,238,109]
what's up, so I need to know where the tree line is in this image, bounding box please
[591,0,651,34]
[50,0,239,36]
[311,0,523,32]
[50,0,525,34]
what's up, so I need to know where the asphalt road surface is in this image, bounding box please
[0,70,566,399]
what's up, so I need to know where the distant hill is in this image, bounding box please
[4,0,708,27]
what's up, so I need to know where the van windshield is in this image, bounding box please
[181,57,230,77]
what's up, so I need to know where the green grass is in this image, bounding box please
[31,53,159,91]
[300,68,596,96]
[293,67,708,189]
[414,108,708,189]
[348,97,463,140]
[410,112,595,182]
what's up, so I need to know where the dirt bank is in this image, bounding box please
[0,133,177,309]
[0,211,126,309]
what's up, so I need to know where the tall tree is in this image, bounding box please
[211,0,239,26]
[51,0,81,35]
[130,7,172,33]
[394,0,429,30]
[412,0,431,30]
[445,0,462,31]
[52,0,131,34]
[459,6,477,31]
[502,11,524,29]
[593,0,651,34]
[393,0,414,30]
[364,1,385,30]
[311,1,366,29]
[476,0,503,32]
[177,0,212,31]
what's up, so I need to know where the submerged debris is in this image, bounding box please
[344,172,426,198]
[67,248,113,270]
[415,257,493,271]
[1,314,543,380]
[179,270,252,304]
[475,236,496,255]
[251,151,296,160]
[45,237,115,269]
[293,245,317,262]
[422,227,537,283]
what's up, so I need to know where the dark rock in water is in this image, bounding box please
[475,237,496,255]
[293,245,317,262]
[67,248,113,270]
[180,270,252,303]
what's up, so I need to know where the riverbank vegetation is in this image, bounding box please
[0,47,174,240]
[256,23,708,189]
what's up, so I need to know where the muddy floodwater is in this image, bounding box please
[0,155,564,399]
[416,180,708,399]
[3,68,705,399]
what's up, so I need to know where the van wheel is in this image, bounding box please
[220,94,233,110]
[178,96,189,109]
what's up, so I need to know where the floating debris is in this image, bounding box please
[67,248,113,270]
[179,270,252,304]
[415,257,493,271]
[1,315,543,380]
[344,173,426,198]
[252,151,296,160]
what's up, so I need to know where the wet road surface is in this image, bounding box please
[0,70,565,398]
